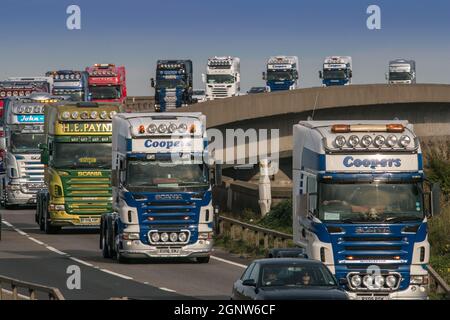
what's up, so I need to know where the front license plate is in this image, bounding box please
[360,296,389,300]
[80,217,100,224]
[158,248,181,255]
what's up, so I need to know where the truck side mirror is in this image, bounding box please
[349,70,353,78]
[201,74,206,83]
[0,137,5,150]
[39,143,49,165]
[431,183,441,216]
[262,72,266,80]
[150,78,155,88]
[318,71,323,79]
[385,72,389,81]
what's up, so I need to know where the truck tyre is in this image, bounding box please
[196,256,210,264]
[101,223,112,259]
[44,205,60,234]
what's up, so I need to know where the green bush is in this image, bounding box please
[258,199,293,234]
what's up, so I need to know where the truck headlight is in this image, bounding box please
[361,135,373,147]
[386,135,398,147]
[374,275,385,288]
[350,275,362,288]
[147,124,157,133]
[122,233,139,240]
[410,275,429,285]
[169,232,178,242]
[198,232,212,240]
[374,135,385,148]
[399,135,411,148]
[348,135,359,148]
[363,275,374,288]
[150,232,160,242]
[334,135,346,148]
[178,232,188,242]
[49,204,65,211]
[386,275,397,288]
[160,232,169,242]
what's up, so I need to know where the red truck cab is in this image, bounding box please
[86,64,127,108]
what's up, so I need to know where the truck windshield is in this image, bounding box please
[157,79,185,89]
[389,72,412,81]
[206,75,235,84]
[266,70,294,81]
[54,91,84,101]
[53,142,112,169]
[10,132,45,153]
[126,160,209,191]
[89,86,120,100]
[318,183,424,223]
[323,70,347,80]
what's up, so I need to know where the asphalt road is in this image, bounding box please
[0,208,249,300]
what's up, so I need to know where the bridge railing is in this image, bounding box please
[216,215,292,250]
[216,215,449,298]
[0,275,65,300]
[125,96,154,112]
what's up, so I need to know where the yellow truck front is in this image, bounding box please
[35,101,122,233]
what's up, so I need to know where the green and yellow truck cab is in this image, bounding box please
[35,101,122,233]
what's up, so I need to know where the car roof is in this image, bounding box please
[254,258,323,265]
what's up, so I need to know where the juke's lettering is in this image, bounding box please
[343,156,401,169]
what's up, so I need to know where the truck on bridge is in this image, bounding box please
[262,56,299,92]
[100,112,213,263]
[203,56,240,100]
[0,77,53,174]
[45,70,89,101]
[151,60,194,112]
[0,93,70,209]
[35,101,122,233]
[293,120,440,299]
[386,59,416,84]
[319,56,352,86]
[85,64,127,105]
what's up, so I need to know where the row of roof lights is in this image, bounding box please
[53,74,81,80]
[61,110,117,120]
[1,90,33,97]
[334,134,412,149]
[138,123,193,134]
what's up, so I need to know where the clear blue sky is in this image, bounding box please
[1,0,450,95]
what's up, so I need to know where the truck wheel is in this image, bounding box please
[196,256,210,264]
[101,226,112,259]
[44,209,60,234]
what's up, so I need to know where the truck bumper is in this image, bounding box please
[346,285,428,300]
[48,210,101,227]
[5,189,37,206]
[117,239,213,259]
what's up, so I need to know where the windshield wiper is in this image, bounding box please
[382,216,423,223]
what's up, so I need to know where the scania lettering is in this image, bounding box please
[262,56,299,92]
[35,102,122,233]
[202,56,240,100]
[1,93,69,208]
[86,64,127,106]
[151,60,194,112]
[292,120,441,300]
[319,56,352,86]
[386,59,416,84]
[46,70,89,101]
[100,113,213,263]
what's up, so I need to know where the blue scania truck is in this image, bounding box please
[263,56,299,92]
[151,60,194,112]
[293,120,441,299]
[100,112,213,263]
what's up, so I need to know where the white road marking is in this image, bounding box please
[159,287,177,293]
[1,220,13,227]
[69,257,94,267]
[99,269,133,280]
[45,246,67,256]
[210,255,247,269]
[27,237,45,245]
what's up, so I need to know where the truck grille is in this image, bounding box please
[212,87,229,98]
